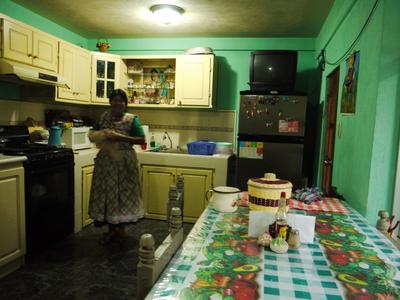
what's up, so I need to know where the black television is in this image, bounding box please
[249,50,298,92]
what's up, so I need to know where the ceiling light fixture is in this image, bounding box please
[149,4,184,25]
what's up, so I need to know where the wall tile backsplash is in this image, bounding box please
[89,107,236,148]
[0,99,88,125]
[1,99,236,150]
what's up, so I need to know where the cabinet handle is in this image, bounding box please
[27,54,32,57]
[33,55,38,59]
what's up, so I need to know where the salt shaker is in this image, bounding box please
[287,229,301,249]
[376,210,390,232]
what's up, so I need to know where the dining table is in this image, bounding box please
[146,198,400,299]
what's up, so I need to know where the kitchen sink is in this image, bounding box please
[148,148,189,154]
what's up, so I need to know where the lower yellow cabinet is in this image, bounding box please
[142,165,213,223]
[0,164,25,278]
[82,165,94,227]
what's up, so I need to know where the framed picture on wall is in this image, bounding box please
[341,51,360,115]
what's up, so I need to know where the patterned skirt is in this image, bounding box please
[89,149,144,224]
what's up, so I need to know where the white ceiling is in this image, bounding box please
[12,0,334,38]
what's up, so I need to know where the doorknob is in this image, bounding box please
[323,158,332,165]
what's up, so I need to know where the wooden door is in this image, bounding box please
[82,165,94,227]
[322,68,340,195]
[74,48,91,102]
[142,166,176,220]
[32,31,58,71]
[176,55,212,107]
[176,168,213,222]
[58,42,75,99]
[3,19,32,64]
[0,166,25,268]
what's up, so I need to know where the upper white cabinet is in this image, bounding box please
[176,55,215,107]
[57,42,91,103]
[91,52,121,104]
[1,19,58,72]
[121,54,216,108]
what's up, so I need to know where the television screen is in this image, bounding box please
[250,50,297,92]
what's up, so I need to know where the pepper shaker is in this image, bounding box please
[287,229,301,249]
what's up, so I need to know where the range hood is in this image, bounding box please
[0,58,70,88]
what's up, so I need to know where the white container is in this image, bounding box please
[205,186,241,213]
[214,142,233,155]
[142,125,150,149]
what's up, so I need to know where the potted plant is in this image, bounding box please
[96,39,111,52]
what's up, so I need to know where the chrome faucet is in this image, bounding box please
[162,131,173,149]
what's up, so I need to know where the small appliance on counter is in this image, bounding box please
[61,126,93,150]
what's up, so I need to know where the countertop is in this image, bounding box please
[0,154,27,165]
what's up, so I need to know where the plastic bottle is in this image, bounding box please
[150,134,156,148]
[275,192,288,240]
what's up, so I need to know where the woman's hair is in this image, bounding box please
[109,89,128,106]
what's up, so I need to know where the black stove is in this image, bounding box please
[0,125,75,256]
[0,142,73,166]
[0,125,73,160]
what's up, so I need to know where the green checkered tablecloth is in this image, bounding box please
[146,203,400,299]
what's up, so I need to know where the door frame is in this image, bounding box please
[321,67,340,195]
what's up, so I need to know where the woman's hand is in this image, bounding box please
[103,129,121,141]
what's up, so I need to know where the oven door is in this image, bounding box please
[24,159,74,254]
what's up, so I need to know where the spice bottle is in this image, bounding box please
[150,134,156,148]
[275,192,288,240]
[288,229,301,249]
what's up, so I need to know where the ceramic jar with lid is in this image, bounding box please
[247,173,292,212]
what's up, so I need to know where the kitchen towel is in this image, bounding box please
[241,193,349,214]
[290,197,349,214]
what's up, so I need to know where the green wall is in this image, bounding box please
[88,38,317,110]
[315,0,400,223]
[0,0,88,48]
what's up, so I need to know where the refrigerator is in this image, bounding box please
[236,91,308,190]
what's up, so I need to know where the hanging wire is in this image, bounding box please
[319,0,380,68]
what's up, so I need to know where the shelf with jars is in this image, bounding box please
[122,57,177,106]
[120,54,216,108]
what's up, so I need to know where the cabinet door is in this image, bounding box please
[82,165,94,227]
[58,42,75,99]
[2,19,32,64]
[32,31,58,71]
[142,166,175,220]
[0,166,25,268]
[176,55,213,107]
[74,48,91,102]
[176,168,213,222]
[91,54,120,104]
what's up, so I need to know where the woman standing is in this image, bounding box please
[89,89,145,243]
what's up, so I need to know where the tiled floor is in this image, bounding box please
[0,219,193,300]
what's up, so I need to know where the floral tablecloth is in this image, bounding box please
[146,202,400,299]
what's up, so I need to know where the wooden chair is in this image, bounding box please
[137,181,184,299]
